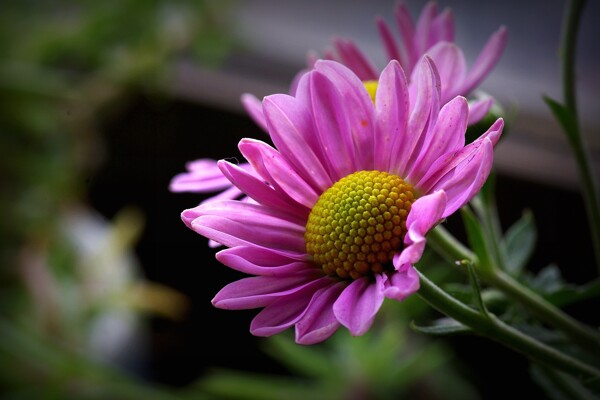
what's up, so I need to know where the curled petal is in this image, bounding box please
[333,274,386,336]
[383,266,420,301]
[250,277,334,336]
[417,118,504,217]
[395,190,447,269]
[295,282,346,345]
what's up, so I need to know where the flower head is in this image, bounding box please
[182,58,503,344]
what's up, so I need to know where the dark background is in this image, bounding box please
[87,93,597,398]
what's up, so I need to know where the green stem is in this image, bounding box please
[559,0,600,269]
[416,271,600,384]
[429,225,600,356]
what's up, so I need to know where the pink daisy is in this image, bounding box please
[181,58,504,344]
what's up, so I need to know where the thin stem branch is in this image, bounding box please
[429,225,600,357]
[416,271,600,384]
[559,0,600,269]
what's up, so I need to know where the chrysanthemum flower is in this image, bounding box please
[181,58,504,344]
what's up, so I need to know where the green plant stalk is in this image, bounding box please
[416,271,600,384]
[429,226,600,356]
[559,0,600,269]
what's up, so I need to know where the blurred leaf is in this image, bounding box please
[503,210,537,276]
[198,369,332,400]
[410,318,472,336]
[531,364,599,400]
[544,279,600,308]
[262,334,335,380]
[522,265,600,308]
[528,265,564,293]
[543,96,579,141]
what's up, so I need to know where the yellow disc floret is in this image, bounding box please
[363,80,378,104]
[305,170,415,280]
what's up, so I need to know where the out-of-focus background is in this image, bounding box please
[1,1,598,399]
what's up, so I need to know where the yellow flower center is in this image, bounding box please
[305,170,415,280]
[363,80,378,104]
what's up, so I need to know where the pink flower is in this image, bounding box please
[181,58,504,344]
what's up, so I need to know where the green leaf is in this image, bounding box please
[529,264,564,293]
[466,263,490,319]
[460,207,495,275]
[503,210,537,275]
[410,318,472,336]
[531,364,599,400]
[543,96,579,142]
[545,279,600,308]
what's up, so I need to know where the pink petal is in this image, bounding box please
[238,139,320,209]
[394,190,447,269]
[417,118,504,213]
[169,159,234,193]
[426,42,467,103]
[430,8,454,44]
[394,2,417,71]
[190,201,306,252]
[216,246,312,276]
[313,60,377,170]
[250,277,334,336]
[241,93,268,132]
[333,274,386,336]
[394,56,441,176]
[308,70,358,180]
[414,1,438,56]
[433,138,495,217]
[461,26,508,95]
[332,38,379,81]
[212,272,323,310]
[295,282,346,345]
[262,93,333,192]
[376,17,405,68]
[383,266,420,301]
[375,60,409,172]
[218,160,307,221]
[407,95,468,183]
[468,98,493,125]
